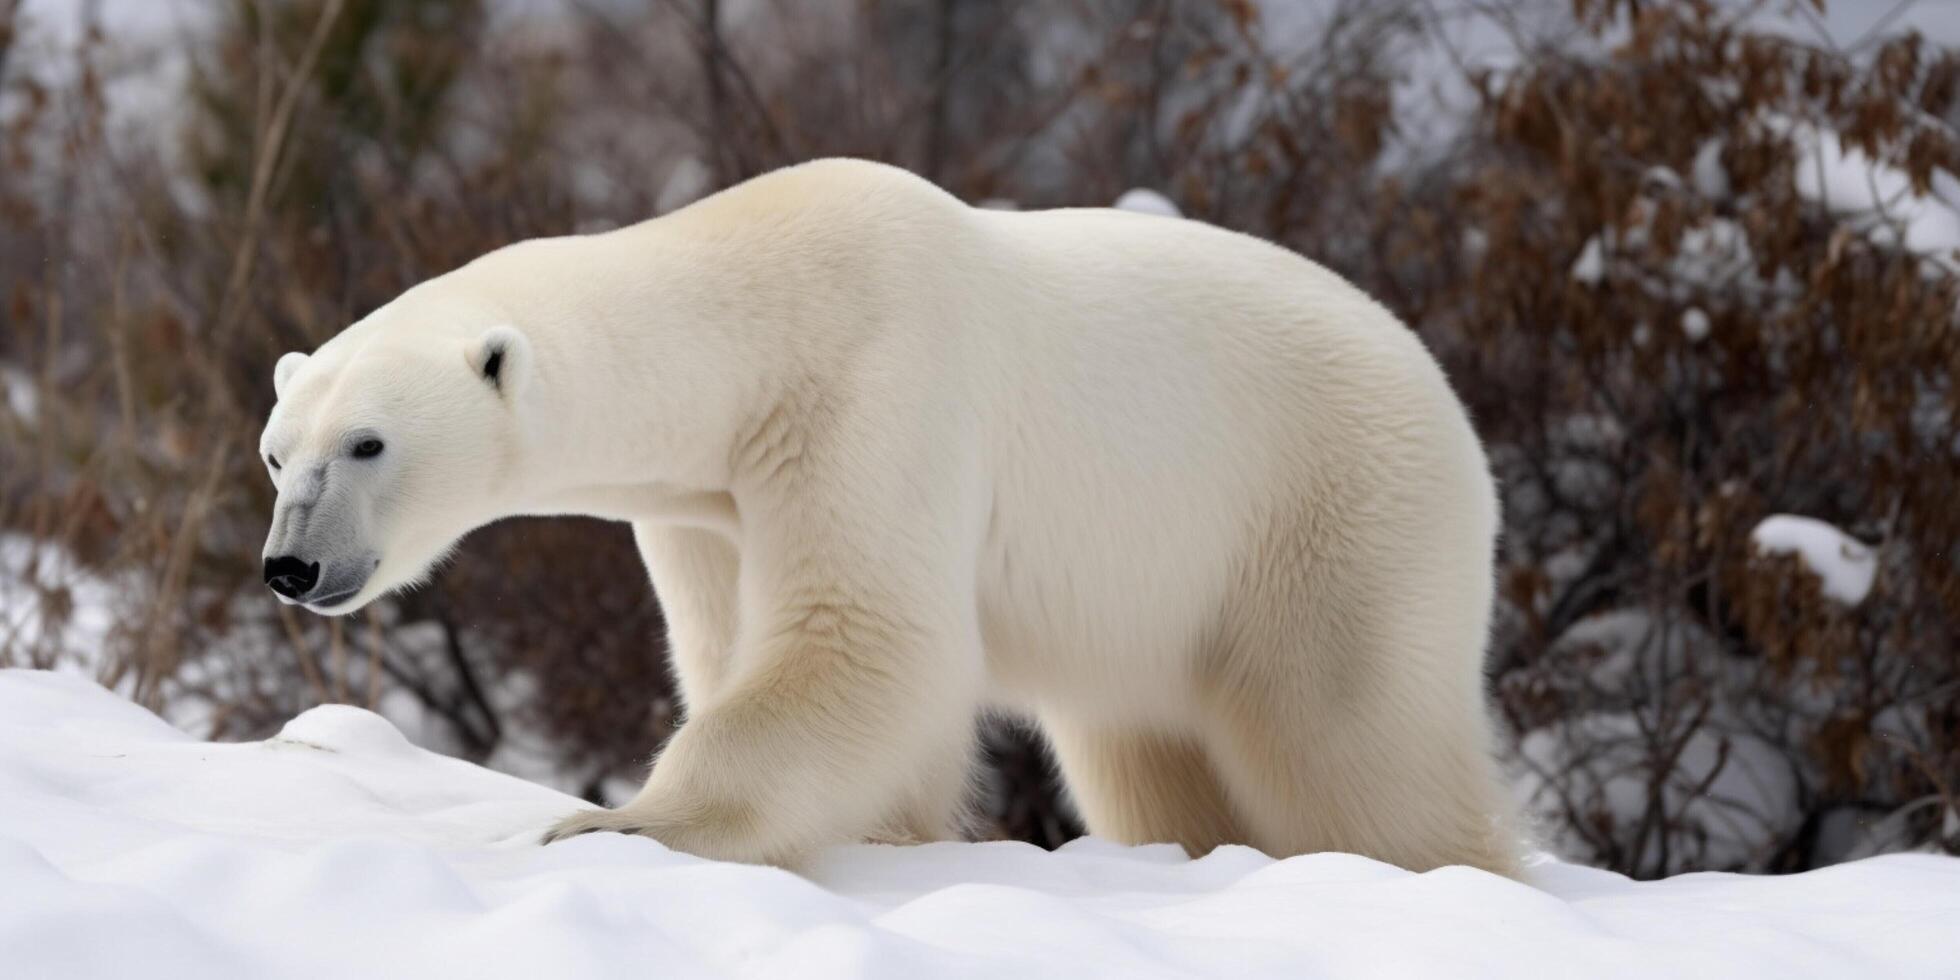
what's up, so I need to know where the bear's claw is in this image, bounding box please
[540,809,652,845]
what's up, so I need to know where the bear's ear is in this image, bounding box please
[470,325,530,398]
[273,352,309,399]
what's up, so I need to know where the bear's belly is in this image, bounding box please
[979,635,1203,727]
[972,510,1232,728]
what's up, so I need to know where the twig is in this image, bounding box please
[209,0,348,375]
[275,602,330,704]
[364,608,384,710]
[328,615,346,704]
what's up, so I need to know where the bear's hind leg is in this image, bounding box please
[1043,721,1242,858]
[1199,601,1522,876]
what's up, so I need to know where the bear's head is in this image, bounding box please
[258,314,532,615]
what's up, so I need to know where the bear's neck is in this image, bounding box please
[474,225,779,534]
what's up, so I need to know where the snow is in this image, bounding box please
[656,156,713,214]
[1112,188,1180,218]
[1680,307,1710,342]
[1519,710,1801,871]
[1691,140,1729,200]
[0,535,120,674]
[1572,124,1960,299]
[1570,237,1606,285]
[1750,514,1878,606]
[1569,209,1772,303]
[4,671,1958,978]
[1508,606,1817,873]
[0,366,36,422]
[1788,123,1960,265]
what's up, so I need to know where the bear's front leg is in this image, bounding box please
[544,378,989,862]
[540,540,980,862]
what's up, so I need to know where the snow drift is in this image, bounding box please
[1,669,1955,979]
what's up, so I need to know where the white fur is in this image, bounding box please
[272,351,309,398]
[261,159,1522,875]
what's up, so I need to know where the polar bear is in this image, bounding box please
[259,158,1520,875]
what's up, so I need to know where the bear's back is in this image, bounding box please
[663,158,971,242]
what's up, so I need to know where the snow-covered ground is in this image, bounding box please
[3,670,1957,978]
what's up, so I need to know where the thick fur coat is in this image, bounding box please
[259,159,1521,875]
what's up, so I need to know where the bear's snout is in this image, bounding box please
[263,555,321,600]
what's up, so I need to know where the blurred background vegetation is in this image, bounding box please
[1,0,1955,877]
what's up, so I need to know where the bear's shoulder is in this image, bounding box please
[681,158,966,231]
[763,158,948,198]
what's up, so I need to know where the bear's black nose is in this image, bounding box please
[264,555,320,599]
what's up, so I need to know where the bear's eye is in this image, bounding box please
[266,454,281,471]
[352,438,385,460]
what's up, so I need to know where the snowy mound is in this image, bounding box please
[1,670,1955,978]
[1751,514,1878,606]
[1112,188,1180,218]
